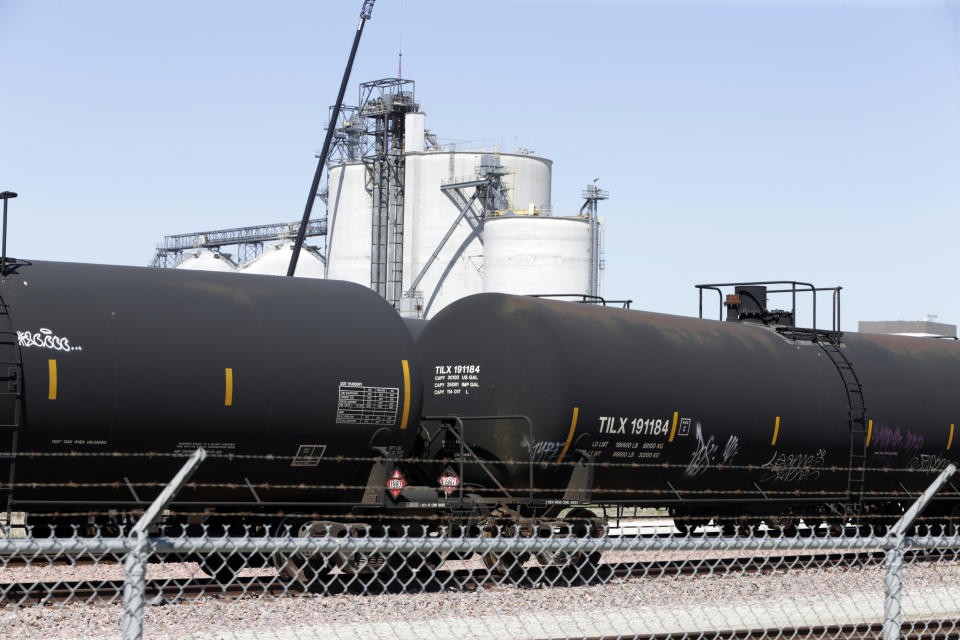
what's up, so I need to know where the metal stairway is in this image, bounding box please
[0,301,22,536]
[818,335,868,512]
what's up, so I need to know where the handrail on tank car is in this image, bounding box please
[423,415,535,502]
[694,281,842,339]
[528,294,633,309]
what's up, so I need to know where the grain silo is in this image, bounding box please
[482,215,592,297]
[401,147,552,317]
[323,78,608,318]
[326,161,373,285]
[154,78,608,310]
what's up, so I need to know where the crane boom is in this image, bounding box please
[287,0,375,277]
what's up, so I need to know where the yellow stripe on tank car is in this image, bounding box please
[556,407,580,463]
[668,411,679,443]
[400,360,411,429]
[866,419,873,448]
[48,359,57,400]
[949,424,955,451]
[224,368,233,406]
[770,416,781,446]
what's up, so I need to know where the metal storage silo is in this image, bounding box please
[482,215,593,297]
[326,161,373,285]
[503,152,552,214]
[174,249,237,272]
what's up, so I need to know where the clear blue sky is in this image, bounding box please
[1,0,958,329]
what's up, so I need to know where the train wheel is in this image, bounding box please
[481,522,531,576]
[564,508,604,570]
[272,521,335,593]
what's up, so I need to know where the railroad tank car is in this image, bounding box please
[415,292,960,524]
[0,259,422,523]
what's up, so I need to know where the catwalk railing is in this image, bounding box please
[0,457,957,639]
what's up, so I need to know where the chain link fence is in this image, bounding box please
[2,520,960,638]
[1,451,958,640]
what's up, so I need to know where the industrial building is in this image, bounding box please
[151,78,609,318]
[858,318,957,339]
[323,78,607,318]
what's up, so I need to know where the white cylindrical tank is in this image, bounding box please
[326,161,373,286]
[175,249,237,272]
[482,215,592,297]
[402,150,552,317]
[236,242,325,278]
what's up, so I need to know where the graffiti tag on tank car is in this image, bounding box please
[18,328,83,352]
[870,425,925,459]
[522,439,566,467]
[683,423,739,477]
[432,363,480,396]
[908,453,951,472]
[760,449,826,483]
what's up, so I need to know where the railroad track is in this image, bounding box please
[0,549,949,605]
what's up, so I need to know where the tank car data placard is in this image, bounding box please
[335,382,399,425]
[431,364,480,396]
[588,414,696,461]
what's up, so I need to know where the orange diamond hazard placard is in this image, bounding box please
[439,469,460,496]
[387,469,406,499]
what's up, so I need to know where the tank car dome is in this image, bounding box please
[236,242,326,278]
[174,248,237,272]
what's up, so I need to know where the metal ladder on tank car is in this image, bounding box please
[0,301,23,536]
[817,334,868,514]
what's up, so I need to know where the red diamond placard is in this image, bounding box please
[439,469,460,496]
[387,469,406,499]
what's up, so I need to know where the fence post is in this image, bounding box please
[882,463,956,640]
[121,448,207,640]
